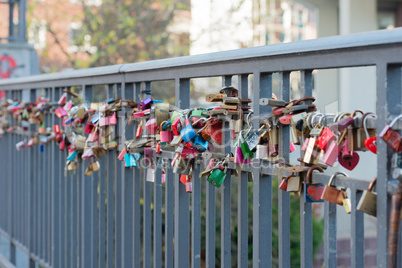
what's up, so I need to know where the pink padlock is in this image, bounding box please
[99,117,109,127]
[160,122,173,143]
[82,148,94,159]
[144,147,153,164]
[109,114,117,125]
[63,101,72,112]
[59,139,65,151]
[181,147,197,159]
[55,107,68,118]
[117,147,127,161]
[290,142,296,153]
[87,131,98,142]
[322,140,341,167]
[58,93,67,105]
[235,146,250,164]
[146,118,158,135]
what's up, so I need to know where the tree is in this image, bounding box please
[76,0,190,68]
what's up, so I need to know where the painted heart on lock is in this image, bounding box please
[339,151,359,171]
[365,136,377,154]
[307,185,325,201]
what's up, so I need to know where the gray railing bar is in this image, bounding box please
[350,190,364,267]
[221,75,232,268]
[252,72,272,267]
[174,78,190,268]
[98,152,107,268]
[114,83,123,268]
[191,164,201,268]
[71,159,78,268]
[165,165,174,268]
[237,74,249,268]
[106,84,114,268]
[143,81,152,268]
[28,88,36,268]
[47,89,52,263]
[278,71,291,268]
[299,70,313,268]
[133,82,141,268]
[205,164,216,267]
[81,85,92,268]
[91,163,99,267]
[154,166,163,268]
[323,201,337,267]
[75,148,81,267]
[122,82,134,268]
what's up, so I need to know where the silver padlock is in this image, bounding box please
[173,157,192,175]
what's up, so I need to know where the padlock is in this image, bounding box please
[256,144,268,159]
[181,147,197,159]
[239,132,253,159]
[146,118,158,135]
[268,124,278,157]
[355,112,375,151]
[329,113,353,133]
[391,152,402,181]
[89,159,100,172]
[173,157,192,175]
[55,107,68,118]
[85,164,93,176]
[146,167,155,182]
[64,101,73,111]
[193,134,208,152]
[303,137,317,164]
[320,172,348,205]
[160,121,173,143]
[318,127,336,151]
[322,129,347,167]
[286,173,302,192]
[185,175,193,193]
[124,153,137,167]
[363,114,377,154]
[99,116,109,127]
[67,160,78,171]
[143,147,153,164]
[279,176,289,191]
[207,167,227,188]
[91,113,100,124]
[206,118,222,145]
[235,146,250,164]
[304,165,325,203]
[87,130,98,142]
[58,93,67,105]
[340,189,352,214]
[138,98,152,110]
[356,177,377,217]
[109,113,117,125]
[136,121,143,139]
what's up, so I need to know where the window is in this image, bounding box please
[28,19,47,50]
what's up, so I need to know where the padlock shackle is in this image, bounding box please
[390,114,402,128]
[360,112,374,129]
[351,110,364,118]
[306,165,324,184]
[285,172,296,182]
[363,114,377,137]
[328,171,348,187]
[368,177,377,192]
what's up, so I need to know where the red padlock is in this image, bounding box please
[318,127,336,151]
[379,114,402,152]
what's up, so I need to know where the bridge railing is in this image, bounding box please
[0,28,402,268]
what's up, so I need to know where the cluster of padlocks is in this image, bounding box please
[1,86,402,216]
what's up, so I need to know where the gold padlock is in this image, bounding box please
[356,177,377,217]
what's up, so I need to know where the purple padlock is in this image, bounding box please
[138,98,152,111]
[143,147,153,164]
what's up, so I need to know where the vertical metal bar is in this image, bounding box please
[376,64,401,267]
[278,72,290,268]
[323,202,337,268]
[237,74,249,268]
[205,180,215,268]
[350,190,364,267]
[165,165,174,268]
[154,166,162,268]
[133,82,141,268]
[191,164,201,268]
[47,88,52,264]
[72,160,78,268]
[221,75,232,268]
[81,85,93,268]
[9,90,16,265]
[299,70,313,268]
[107,84,115,268]
[76,152,81,268]
[98,153,107,268]
[174,78,190,268]
[123,82,134,268]
[252,72,272,268]
[115,84,123,268]
[143,82,152,268]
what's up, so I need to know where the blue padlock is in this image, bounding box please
[67,150,78,161]
[64,116,74,125]
[193,134,208,152]
[91,114,100,124]
[180,117,196,143]
[124,154,137,167]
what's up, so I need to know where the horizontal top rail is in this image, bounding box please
[0,28,402,90]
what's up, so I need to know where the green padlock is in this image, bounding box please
[191,110,207,118]
[207,168,227,188]
[240,133,253,159]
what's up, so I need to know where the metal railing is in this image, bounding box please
[0,28,402,268]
